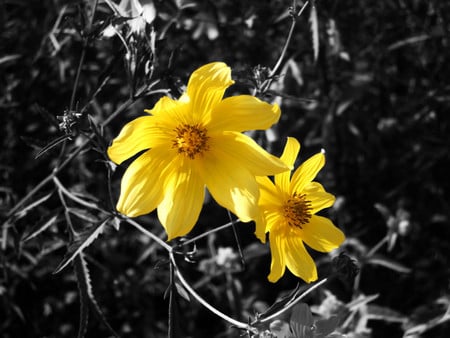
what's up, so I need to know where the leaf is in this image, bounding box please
[33,103,60,128]
[347,294,379,311]
[367,256,411,274]
[35,134,71,159]
[258,283,302,320]
[309,0,319,62]
[14,192,53,219]
[53,217,109,274]
[67,207,100,223]
[366,304,406,323]
[315,316,339,337]
[74,255,90,338]
[74,253,119,338]
[175,282,190,302]
[0,54,21,65]
[22,214,58,242]
[290,303,314,338]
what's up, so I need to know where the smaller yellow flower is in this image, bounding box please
[256,137,345,283]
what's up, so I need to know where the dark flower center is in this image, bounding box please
[173,123,210,159]
[283,193,312,229]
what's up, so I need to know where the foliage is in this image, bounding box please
[1,0,450,337]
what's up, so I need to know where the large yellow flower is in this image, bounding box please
[256,137,345,283]
[108,62,289,240]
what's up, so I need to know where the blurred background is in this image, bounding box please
[1,0,450,337]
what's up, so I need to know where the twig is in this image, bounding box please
[268,1,310,79]
[169,250,257,334]
[180,220,239,247]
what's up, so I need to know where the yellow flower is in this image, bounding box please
[256,137,345,283]
[108,62,289,240]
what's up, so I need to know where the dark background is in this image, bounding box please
[1,0,449,337]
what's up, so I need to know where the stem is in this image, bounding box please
[366,235,388,258]
[125,217,172,252]
[268,1,309,79]
[69,0,99,112]
[53,176,105,212]
[3,92,143,225]
[168,261,175,338]
[255,278,328,324]
[169,251,256,334]
[180,220,239,247]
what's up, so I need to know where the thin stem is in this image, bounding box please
[367,235,388,258]
[6,136,92,219]
[168,261,175,338]
[255,278,328,324]
[268,1,309,79]
[169,251,257,334]
[69,0,99,111]
[180,220,239,247]
[4,92,141,224]
[227,210,245,269]
[53,176,105,212]
[125,217,172,252]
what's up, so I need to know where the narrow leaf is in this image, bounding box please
[175,282,190,302]
[74,255,90,338]
[23,214,58,242]
[309,0,319,62]
[74,253,119,338]
[14,192,53,219]
[368,256,412,274]
[54,217,109,274]
[35,134,71,159]
[258,283,302,320]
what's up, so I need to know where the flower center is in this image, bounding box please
[282,193,312,229]
[173,123,210,159]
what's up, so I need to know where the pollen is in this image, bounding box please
[173,123,210,159]
[282,193,312,229]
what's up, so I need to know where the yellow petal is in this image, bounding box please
[200,150,259,223]
[144,96,180,116]
[107,116,170,165]
[307,190,336,214]
[268,231,287,283]
[157,158,205,241]
[301,215,345,253]
[253,212,267,243]
[213,131,289,176]
[116,148,170,217]
[274,137,300,192]
[290,152,325,194]
[303,181,326,194]
[264,210,284,233]
[208,95,281,132]
[186,62,234,122]
[285,235,318,283]
[256,176,282,207]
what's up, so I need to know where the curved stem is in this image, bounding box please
[268,1,309,79]
[169,251,257,334]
